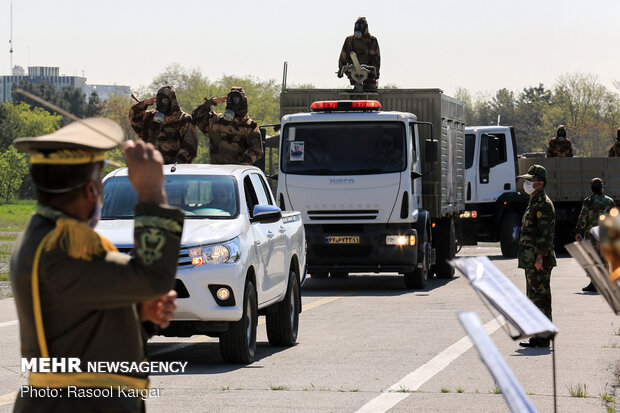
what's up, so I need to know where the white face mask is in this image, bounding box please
[523,180,536,195]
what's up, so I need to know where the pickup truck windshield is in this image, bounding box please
[102,175,239,219]
[281,121,406,175]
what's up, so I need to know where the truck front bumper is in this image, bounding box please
[305,224,418,274]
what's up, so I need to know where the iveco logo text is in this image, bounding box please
[329,178,355,184]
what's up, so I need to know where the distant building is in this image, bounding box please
[0,66,130,103]
[83,84,131,101]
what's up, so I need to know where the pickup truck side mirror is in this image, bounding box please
[251,204,282,224]
[425,139,439,163]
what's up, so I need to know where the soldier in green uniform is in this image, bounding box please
[546,124,574,157]
[10,118,184,412]
[129,85,198,164]
[574,177,616,292]
[192,87,264,165]
[608,128,620,157]
[517,164,556,347]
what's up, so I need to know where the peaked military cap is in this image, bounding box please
[13,117,123,165]
[518,164,547,181]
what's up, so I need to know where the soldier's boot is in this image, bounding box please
[582,282,597,292]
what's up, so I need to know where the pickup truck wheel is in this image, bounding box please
[500,211,520,258]
[219,280,258,364]
[434,217,456,279]
[266,270,300,346]
[330,272,348,278]
[311,272,328,279]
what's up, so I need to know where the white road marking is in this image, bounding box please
[0,320,17,328]
[355,316,506,413]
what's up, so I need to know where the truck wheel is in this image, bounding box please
[404,228,429,289]
[311,272,328,279]
[434,217,456,279]
[500,211,520,258]
[331,272,349,278]
[220,280,258,364]
[266,270,300,346]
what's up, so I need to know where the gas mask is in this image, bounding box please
[557,129,566,139]
[223,92,243,122]
[154,94,171,124]
[523,180,536,195]
[354,21,366,39]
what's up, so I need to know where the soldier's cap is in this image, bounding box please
[517,164,547,181]
[13,117,123,165]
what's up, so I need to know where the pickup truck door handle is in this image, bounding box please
[267,231,274,239]
[279,226,286,233]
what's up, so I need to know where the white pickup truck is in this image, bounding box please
[97,164,306,364]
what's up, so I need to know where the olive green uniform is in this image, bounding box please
[518,191,556,320]
[575,193,615,241]
[11,203,184,412]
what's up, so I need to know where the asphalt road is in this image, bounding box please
[0,245,618,412]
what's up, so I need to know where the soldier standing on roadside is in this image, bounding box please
[10,118,184,412]
[192,87,263,165]
[574,178,616,292]
[129,85,198,164]
[517,165,556,348]
[546,125,574,157]
[608,128,620,157]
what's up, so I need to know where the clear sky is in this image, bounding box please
[1,0,619,97]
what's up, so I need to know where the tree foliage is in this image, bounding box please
[457,73,620,156]
[0,146,28,202]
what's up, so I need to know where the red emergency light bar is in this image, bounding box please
[310,100,382,112]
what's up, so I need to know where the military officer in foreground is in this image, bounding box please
[10,118,184,412]
[192,87,263,165]
[546,124,574,157]
[517,164,556,347]
[129,85,198,164]
[599,208,620,286]
[575,177,616,292]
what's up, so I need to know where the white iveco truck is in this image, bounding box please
[275,89,466,289]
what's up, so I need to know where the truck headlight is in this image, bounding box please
[188,238,241,266]
[386,235,415,246]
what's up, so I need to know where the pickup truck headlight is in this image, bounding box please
[188,238,241,266]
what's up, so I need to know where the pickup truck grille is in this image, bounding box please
[116,247,192,266]
[307,210,379,221]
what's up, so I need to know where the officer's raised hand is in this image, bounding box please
[123,140,167,204]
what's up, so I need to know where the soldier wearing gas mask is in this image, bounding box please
[192,87,263,165]
[546,124,574,158]
[129,85,198,164]
[338,17,381,89]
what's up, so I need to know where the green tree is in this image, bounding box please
[86,91,102,117]
[0,146,28,202]
[514,84,552,153]
[0,102,61,151]
[11,80,88,125]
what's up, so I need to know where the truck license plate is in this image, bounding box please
[325,236,360,244]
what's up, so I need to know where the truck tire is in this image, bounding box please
[500,211,521,258]
[404,228,429,289]
[434,217,456,279]
[311,272,328,279]
[266,270,300,346]
[220,280,258,364]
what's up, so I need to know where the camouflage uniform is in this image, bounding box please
[575,193,615,241]
[546,137,574,157]
[338,17,380,89]
[518,190,556,321]
[192,87,263,165]
[608,140,620,157]
[129,86,198,164]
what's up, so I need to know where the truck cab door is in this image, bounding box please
[476,132,512,203]
[244,173,286,305]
